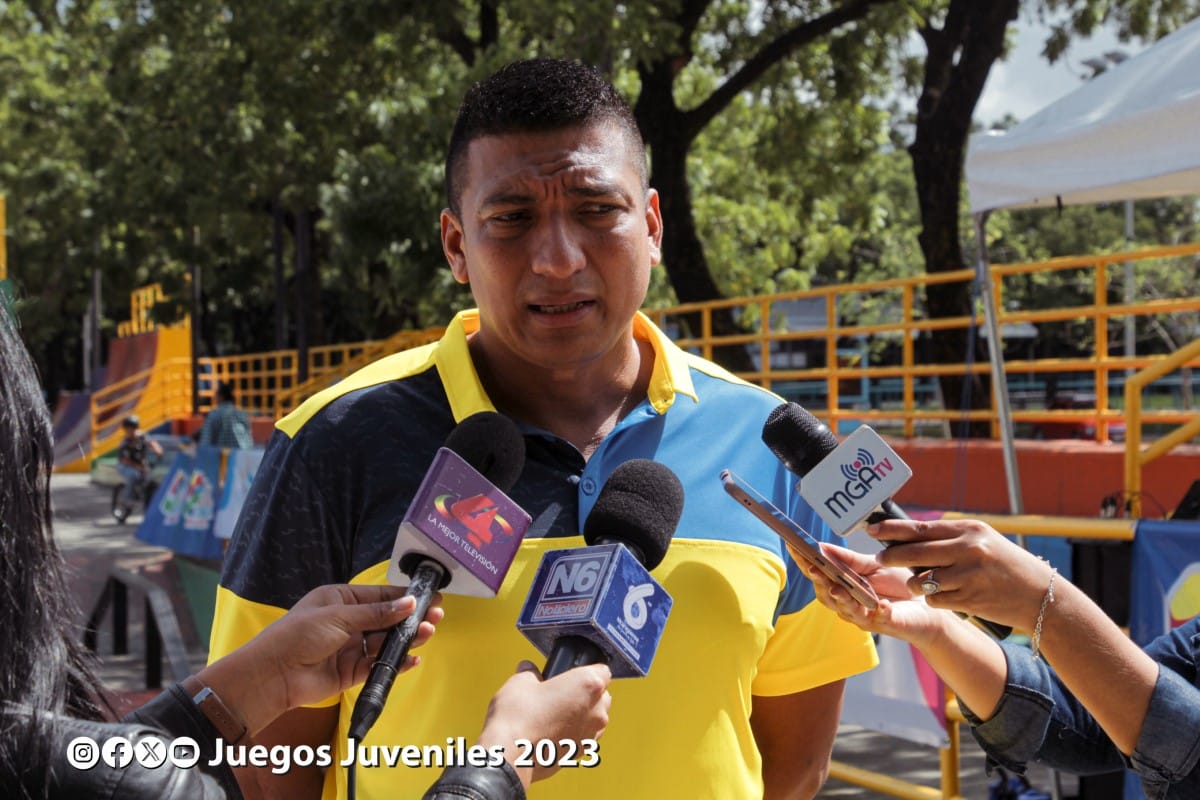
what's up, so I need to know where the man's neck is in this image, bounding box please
[468,335,653,461]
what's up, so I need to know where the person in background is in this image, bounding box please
[199,381,253,449]
[0,303,610,800]
[116,414,164,505]
[800,517,1200,800]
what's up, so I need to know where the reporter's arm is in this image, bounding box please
[1020,577,1157,755]
[799,543,1008,721]
[869,519,1160,755]
[195,585,439,799]
[237,706,338,800]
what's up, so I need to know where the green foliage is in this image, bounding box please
[987,197,1200,358]
[3,0,1198,398]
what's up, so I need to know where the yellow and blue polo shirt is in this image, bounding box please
[210,310,877,799]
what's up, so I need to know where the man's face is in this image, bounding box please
[122,425,137,439]
[441,122,662,374]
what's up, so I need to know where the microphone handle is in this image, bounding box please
[868,502,1013,641]
[348,559,447,741]
[543,636,606,679]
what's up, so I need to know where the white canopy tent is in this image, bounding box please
[963,15,1200,513]
[968,14,1200,213]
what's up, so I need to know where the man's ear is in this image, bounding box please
[441,209,470,284]
[645,189,663,266]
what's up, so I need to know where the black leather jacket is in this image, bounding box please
[40,682,525,799]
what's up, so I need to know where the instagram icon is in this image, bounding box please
[66,736,99,770]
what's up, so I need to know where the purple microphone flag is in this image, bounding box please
[386,448,532,597]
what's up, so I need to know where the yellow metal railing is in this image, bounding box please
[269,328,444,418]
[645,241,1200,442]
[90,357,192,457]
[100,244,1198,493]
[1125,337,1200,517]
[198,349,299,417]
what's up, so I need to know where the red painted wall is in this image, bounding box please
[891,438,1200,518]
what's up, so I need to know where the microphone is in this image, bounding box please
[516,459,682,678]
[349,412,532,741]
[762,403,912,537]
[762,402,1012,639]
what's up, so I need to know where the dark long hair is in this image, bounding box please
[1,304,108,797]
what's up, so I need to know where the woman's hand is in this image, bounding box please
[198,584,443,734]
[796,543,949,646]
[869,519,1054,631]
[477,661,612,787]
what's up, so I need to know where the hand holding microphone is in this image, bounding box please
[350,412,532,741]
[195,584,441,741]
[761,403,1011,640]
[476,661,613,787]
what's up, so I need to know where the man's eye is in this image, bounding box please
[492,211,529,223]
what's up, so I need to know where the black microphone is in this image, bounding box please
[763,403,910,533]
[349,412,530,741]
[517,459,683,678]
[762,403,1011,639]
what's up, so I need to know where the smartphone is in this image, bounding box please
[721,469,879,609]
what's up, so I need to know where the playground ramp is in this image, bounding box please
[51,376,101,473]
[54,327,190,473]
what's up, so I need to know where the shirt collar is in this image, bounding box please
[436,309,698,423]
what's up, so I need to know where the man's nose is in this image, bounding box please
[529,216,586,278]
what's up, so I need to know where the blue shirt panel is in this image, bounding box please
[580,367,828,621]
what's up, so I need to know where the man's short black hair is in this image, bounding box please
[445,58,647,215]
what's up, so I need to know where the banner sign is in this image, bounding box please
[136,447,223,560]
[213,448,265,540]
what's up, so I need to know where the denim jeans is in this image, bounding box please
[117,463,144,505]
[961,618,1200,800]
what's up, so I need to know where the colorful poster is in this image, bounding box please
[213,448,264,540]
[136,447,224,560]
[1130,519,1200,644]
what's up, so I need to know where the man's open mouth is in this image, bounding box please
[531,300,593,314]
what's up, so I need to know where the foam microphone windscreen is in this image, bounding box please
[583,459,683,570]
[444,411,526,492]
[762,402,838,477]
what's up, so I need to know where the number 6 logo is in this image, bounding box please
[623,583,655,630]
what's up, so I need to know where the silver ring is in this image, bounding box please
[361,636,370,659]
[920,570,941,595]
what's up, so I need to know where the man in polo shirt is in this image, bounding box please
[209,58,877,800]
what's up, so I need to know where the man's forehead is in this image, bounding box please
[462,124,642,187]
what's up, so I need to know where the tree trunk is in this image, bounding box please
[272,200,287,352]
[636,62,755,374]
[294,208,311,382]
[909,0,1019,437]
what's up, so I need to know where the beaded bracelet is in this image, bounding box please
[1030,567,1058,660]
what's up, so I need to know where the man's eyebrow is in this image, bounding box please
[478,181,632,211]
[568,182,632,201]
[479,191,536,209]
